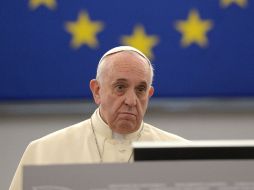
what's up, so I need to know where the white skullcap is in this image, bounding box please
[98,46,151,66]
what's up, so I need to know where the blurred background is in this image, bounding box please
[1,0,254,189]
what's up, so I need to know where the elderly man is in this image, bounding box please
[9,46,186,190]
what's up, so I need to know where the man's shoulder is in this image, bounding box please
[143,123,187,141]
[31,119,91,146]
[18,118,93,166]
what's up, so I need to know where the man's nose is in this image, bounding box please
[124,90,137,107]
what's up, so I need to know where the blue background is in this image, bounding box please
[1,0,254,100]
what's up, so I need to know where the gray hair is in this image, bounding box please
[96,46,154,85]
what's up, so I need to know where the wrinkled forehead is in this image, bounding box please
[97,46,154,85]
[101,52,152,83]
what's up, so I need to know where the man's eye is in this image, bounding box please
[116,85,125,91]
[137,87,146,93]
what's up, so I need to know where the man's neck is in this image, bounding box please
[112,131,125,140]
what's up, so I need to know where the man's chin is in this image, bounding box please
[115,121,139,134]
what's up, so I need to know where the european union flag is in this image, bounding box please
[1,0,254,100]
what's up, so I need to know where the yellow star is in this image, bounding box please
[65,11,104,49]
[120,25,159,59]
[220,0,248,8]
[29,0,57,10]
[175,9,213,48]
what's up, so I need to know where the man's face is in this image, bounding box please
[90,52,154,134]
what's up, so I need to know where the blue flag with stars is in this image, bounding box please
[0,0,254,100]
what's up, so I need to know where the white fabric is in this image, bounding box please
[9,109,186,190]
[99,46,151,66]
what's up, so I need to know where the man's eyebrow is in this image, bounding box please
[112,78,128,85]
[113,79,128,83]
[112,79,148,86]
[138,81,148,87]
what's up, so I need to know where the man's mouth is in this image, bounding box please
[120,112,136,116]
[118,112,137,120]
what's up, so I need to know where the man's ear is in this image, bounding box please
[148,86,154,98]
[90,79,101,105]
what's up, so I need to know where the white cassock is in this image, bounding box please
[9,108,186,190]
